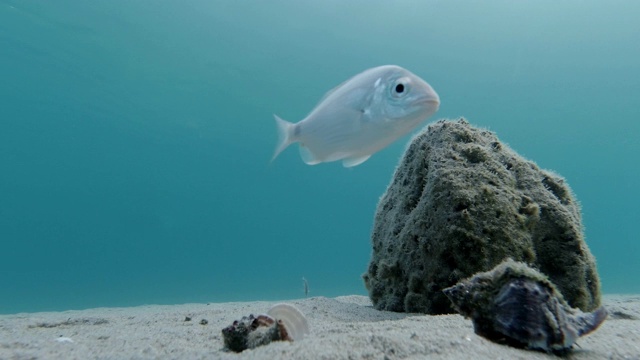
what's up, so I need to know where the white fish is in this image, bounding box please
[271,65,440,167]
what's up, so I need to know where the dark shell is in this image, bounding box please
[221,314,288,352]
[221,303,308,352]
[492,278,607,351]
[443,259,607,353]
[492,278,559,348]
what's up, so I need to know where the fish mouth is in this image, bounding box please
[425,98,440,106]
[418,97,440,110]
[416,92,440,107]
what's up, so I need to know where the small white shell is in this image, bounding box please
[267,303,310,341]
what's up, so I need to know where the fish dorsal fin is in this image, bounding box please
[342,154,371,167]
[312,78,350,109]
[310,69,384,116]
[299,145,321,165]
[312,69,378,110]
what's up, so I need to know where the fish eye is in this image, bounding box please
[391,77,411,98]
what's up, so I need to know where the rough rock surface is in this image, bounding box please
[363,119,601,314]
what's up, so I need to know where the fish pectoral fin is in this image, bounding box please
[342,154,371,167]
[299,145,322,165]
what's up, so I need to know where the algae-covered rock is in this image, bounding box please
[362,119,601,314]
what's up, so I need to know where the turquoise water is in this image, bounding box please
[1,0,638,314]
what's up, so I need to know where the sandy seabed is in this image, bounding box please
[1,295,638,360]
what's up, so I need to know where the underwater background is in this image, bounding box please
[1,0,638,314]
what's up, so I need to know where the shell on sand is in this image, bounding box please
[267,303,310,341]
[221,303,309,352]
[443,259,607,353]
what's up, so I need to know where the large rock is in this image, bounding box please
[362,119,602,314]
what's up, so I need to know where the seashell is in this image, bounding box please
[443,259,607,353]
[267,303,310,341]
[221,303,309,352]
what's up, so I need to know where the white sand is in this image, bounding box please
[1,295,638,360]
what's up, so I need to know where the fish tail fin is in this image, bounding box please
[271,115,295,162]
